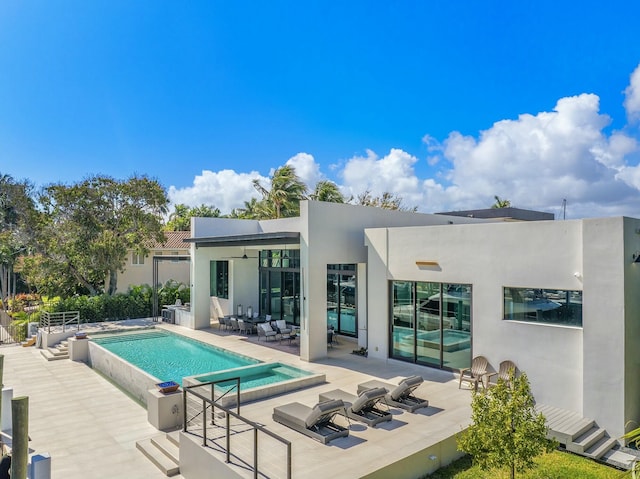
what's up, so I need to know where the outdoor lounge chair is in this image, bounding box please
[486,360,517,388]
[229,317,240,333]
[458,355,489,390]
[275,319,292,335]
[257,322,278,342]
[357,375,429,413]
[318,387,392,427]
[272,399,349,444]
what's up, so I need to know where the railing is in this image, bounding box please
[184,379,292,479]
[40,311,80,333]
[0,310,26,344]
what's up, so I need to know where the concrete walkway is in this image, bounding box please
[1,342,182,479]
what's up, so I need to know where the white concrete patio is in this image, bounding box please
[1,319,474,478]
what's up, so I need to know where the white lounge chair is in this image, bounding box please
[257,322,277,342]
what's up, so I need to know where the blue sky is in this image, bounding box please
[2,1,640,219]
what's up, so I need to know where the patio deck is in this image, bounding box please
[2,319,474,478]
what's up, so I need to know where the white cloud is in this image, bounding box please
[285,152,322,190]
[439,93,640,217]
[340,148,422,207]
[169,64,640,220]
[168,169,266,213]
[624,64,640,122]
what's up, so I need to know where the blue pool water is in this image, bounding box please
[195,363,313,391]
[92,330,260,385]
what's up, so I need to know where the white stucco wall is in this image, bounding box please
[365,217,640,438]
[366,220,585,412]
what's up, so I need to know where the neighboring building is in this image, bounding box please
[112,230,190,293]
[436,206,554,221]
[186,201,640,441]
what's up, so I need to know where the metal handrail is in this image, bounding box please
[183,379,292,479]
[40,311,80,333]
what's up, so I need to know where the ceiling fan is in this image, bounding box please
[225,247,258,260]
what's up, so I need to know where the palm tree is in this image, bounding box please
[252,165,307,219]
[309,180,345,203]
[492,195,511,208]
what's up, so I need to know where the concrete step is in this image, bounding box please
[567,427,606,454]
[549,417,595,445]
[166,430,180,447]
[40,350,69,361]
[584,436,618,460]
[48,347,68,356]
[151,435,179,464]
[136,437,180,477]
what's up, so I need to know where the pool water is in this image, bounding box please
[195,363,313,391]
[92,330,260,385]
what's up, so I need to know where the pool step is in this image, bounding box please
[137,432,180,477]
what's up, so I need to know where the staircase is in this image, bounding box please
[39,340,69,361]
[537,404,638,469]
[136,431,180,477]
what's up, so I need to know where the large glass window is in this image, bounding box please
[327,264,357,337]
[503,287,582,326]
[391,281,471,371]
[259,250,300,325]
[210,261,229,298]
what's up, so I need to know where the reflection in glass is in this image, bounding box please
[326,265,357,337]
[504,287,582,326]
[391,281,414,361]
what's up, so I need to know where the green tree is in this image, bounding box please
[309,180,345,203]
[166,203,220,231]
[351,190,417,212]
[0,174,35,307]
[457,372,556,479]
[492,195,511,208]
[30,175,168,296]
[252,165,307,218]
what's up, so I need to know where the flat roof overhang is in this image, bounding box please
[184,231,300,248]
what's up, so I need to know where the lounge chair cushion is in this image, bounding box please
[351,387,387,413]
[273,402,311,429]
[389,375,423,401]
[305,399,345,428]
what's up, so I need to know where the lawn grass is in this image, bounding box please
[427,451,627,478]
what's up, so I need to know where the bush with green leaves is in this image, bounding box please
[47,281,189,323]
[457,371,557,479]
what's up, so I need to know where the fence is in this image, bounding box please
[184,379,292,479]
[0,310,27,344]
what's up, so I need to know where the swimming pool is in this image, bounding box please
[88,328,325,406]
[92,329,259,385]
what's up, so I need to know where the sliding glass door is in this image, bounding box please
[390,281,471,371]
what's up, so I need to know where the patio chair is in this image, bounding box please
[357,375,429,413]
[458,355,489,391]
[272,399,349,444]
[319,387,392,427]
[216,317,225,330]
[229,317,240,333]
[257,322,278,342]
[275,319,292,336]
[238,319,255,335]
[486,360,518,388]
[221,316,232,332]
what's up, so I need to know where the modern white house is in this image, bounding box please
[185,200,640,443]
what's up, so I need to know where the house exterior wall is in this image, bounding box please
[298,201,482,361]
[114,249,189,293]
[365,217,640,439]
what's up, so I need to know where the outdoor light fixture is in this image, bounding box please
[428,455,438,461]
[416,261,439,267]
[634,252,640,263]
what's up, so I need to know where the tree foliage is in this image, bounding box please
[351,190,417,211]
[0,173,35,307]
[492,195,511,208]
[309,180,345,203]
[166,203,220,231]
[457,372,556,479]
[29,175,168,296]
[252,165,308,218]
